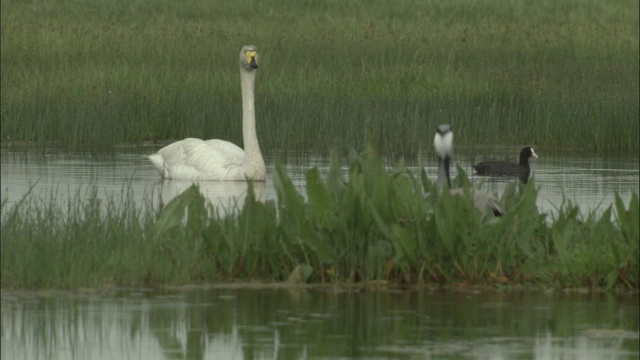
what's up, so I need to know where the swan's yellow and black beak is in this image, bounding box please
[246,50,259,69]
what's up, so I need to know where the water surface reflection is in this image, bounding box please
[1,147,638,218]
[2,288,638,359]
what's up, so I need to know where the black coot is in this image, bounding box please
[473,147,538,183]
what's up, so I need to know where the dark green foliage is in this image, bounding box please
[613,193,639,288]
[2,150,638,290]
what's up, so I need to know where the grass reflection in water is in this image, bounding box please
[1,288,638,359]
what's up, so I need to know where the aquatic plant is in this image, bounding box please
[1,148,638,290]
[1,0,638,154]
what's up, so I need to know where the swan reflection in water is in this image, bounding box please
[155,179,267,212]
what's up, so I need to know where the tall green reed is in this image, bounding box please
[1,0,637,153]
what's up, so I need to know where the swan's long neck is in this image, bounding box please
[437,156,451,190]
[240,68,265,173]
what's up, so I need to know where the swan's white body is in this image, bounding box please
[148,46,266,181]
[434,124,453,190]
[433,126,453,163]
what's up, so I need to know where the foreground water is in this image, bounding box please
[2,287,638,360]
[1,146,638,218]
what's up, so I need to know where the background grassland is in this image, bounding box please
[1,0,638,154]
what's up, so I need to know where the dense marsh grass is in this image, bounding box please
[1,0,638,154]
[2,146,638,290]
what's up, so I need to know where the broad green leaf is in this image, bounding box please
[299,223,335,263]
[452,165,472,189]
[273,160,305,217]
[153,185,204,240]
[325,150,346,200]
[306,167,336,228]
[615,192,639,243]
[390,223,418,265]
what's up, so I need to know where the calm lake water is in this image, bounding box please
[1,146,638,218]
[2,287,639,360]
[1,146,639,359]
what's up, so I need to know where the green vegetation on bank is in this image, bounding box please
[2,146,638,290]
[1,0,638,154]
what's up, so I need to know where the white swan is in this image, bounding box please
[433,124,504,217]
[148,45,266,181]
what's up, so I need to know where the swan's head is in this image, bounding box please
[434,124,453,161]
[240,45,259,71]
